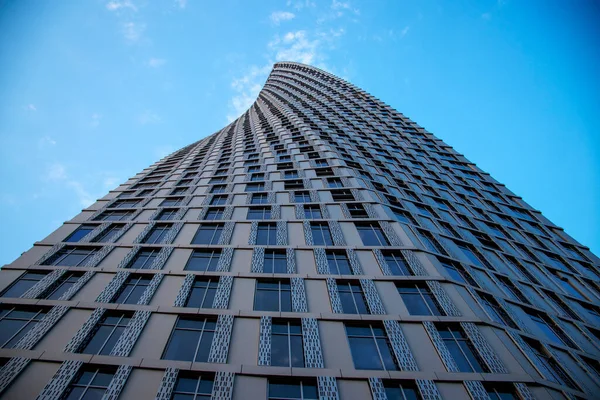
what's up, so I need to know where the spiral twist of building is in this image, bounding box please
[0,62,599,400]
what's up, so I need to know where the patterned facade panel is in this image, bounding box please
[346,249,364,275]
[81,245,114,268]
[79,222,111,243]
[211,371,235,400]
[258,316,272,366]
[339,203,351,219]
[383,319,419,371]
[64,307,107,353]
[96,271,131,303]
[328,221,346,246]
[251,247,266,273]
[460,322,508,374]
[21,268,67,299]
[197,207,208,220]
[291,277,308,313]
[303,220,314,246]
[320,203,330,219]
[149,246,174,270]
[248,221,259,245]
[148,208,164,221]
[208,314,235,363]
[202,194,213,206]
[416,380,443,400]
[161,221,184,244]
[117,246,141,269]
[364,202,378,218]
[350,188,363,201]
[218,221,235,245]
[222,206,234,220]
[423,321,460,372]
[314,248,329,274]
[326,278,343,313]
[0,357,31,395]
[34,243,66,265]
[513,383,536,400]
[109,310,152,357]
[212,276,234,309]
[276,220,288,245]
[309,190,319,202]
[381,221,403,246]
[286,248,296,273]
[267,191,277,204]
[295,204,305,219]
[58,270,95,301]
[401,250,428,276]
[36,359,83,400]
[155,367,179,400]
[359,279,386,315]
[136,273,164,305]
[174,207,188,220]
[373,248,393,276]
[216,247,234,272]
[427,281,462,317]
[464,381,490,400]
[301,318,324,368]
[133,221,156,244]
[271,204,281,219]
[367,377,387,400]
[102,365,132,400]
[14,305,69,350]
[317,376,339,400]
[173,274,196,307]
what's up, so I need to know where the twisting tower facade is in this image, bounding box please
[1,62,599,400]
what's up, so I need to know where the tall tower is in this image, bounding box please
[1,62,599,400]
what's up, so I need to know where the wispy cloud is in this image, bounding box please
[25,104,37,111]
[45,163,67,181]
[269,30,320,65]
[400,25,410,37]
[106,0,137,12]
[270,11,295,25]
[38,136,57,149]
[228,64,272,122]
[286,0,315,10]
[138,110,162,125]
[122,21,146,43]
[90,113,102,128]
[330,0,359,16]
[148,58,167,68]
[174,0,187,9]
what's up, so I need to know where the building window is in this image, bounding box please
[79,312,131,355]
[246,183,265,192]
[310,222,333,245]
[326,251,352,274]
[525,310,573,347]
[210,195,227,206]
[264,250,288,273]
[127,248,159,269]
[185,250,221,272]
[356,223,389,246]
[347,203,368,218]
[304,205,322,219]
[285,180,304,190]
[331,189,354,202]
[338,282,369,314]
[185,278,218,308]
[171,372,214,399]
[440,260,470,284]
[248,207,271,220]
[523,338,577,388]
[254,280,292,312]
[65,225,96,242]
[162,317,217,362]
[112,275,152,304]
[62,366,116,400]
[284,171,299,179]
[436,324,486,373]
[257,223,278,245]
[1,272,47,298]
[476,292,516,328]
[0,306,47,348]
[110,199,138,209]
[484,383,517,400]
[156,208,179,221]
[383,380,421,400]
[250,173,265,182]
[326,177,343,188]
[42,246,98,267]
[247,165,260,173]
[345,323,398,370]
[192,224,223,245]
[204,207,224,221]
[456,244,485,268]
[42,272,83,300]
[160,198,182,207]
[251,193,269,204]
[211,185,226,194]
[381,252,411,275]
[95,210,133,221]
[92,224,123,243]
[143,224,171,244]
[397,283,443,316]
[271,321,304,367]
[294,191,312,203]
[268,378,318,400]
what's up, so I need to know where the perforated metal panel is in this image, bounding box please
[155,367,179,400]
[295,204,305,219]
[383,319,419,371]
[208,314,235,363]
[58,270,95,301]
[216,247,234,272]
[364,202,379,218]
[291,277,308,313]
[271,204,281,219]
[346,249,363,275]
[110,310,151,357]
[460,322,508,374]
[416,380,442,400]
[64,308,106,352]
[317,376,339,400]
[0,357,30,395]
[513,383,535,400]
[326,278,343,313]
[251,247,266,273]
[339,203,351,219]
[117,246,140,269]
[381,221,403,246]
[133,222,156,244]
[173,274,195,307]
[218,221,235,245]
[102,365,132,400]
[423,321,459,372]
[21,268,67,299]
[96,271,130,303]
[148,246,173,270]
[249,221,259,245]
[301,317,324,368]
[213,276,234,309]
[14,305,69,350]
[401,250,428,276]
[367,377,387,400]
[136,273,163,305]
[320,203,330,219]
[359,279,386,315]
[427,281,462,317]
[78,222,111,243]
[276,220,288,245]
[373,248,393,276]
[303,220,314,245]
[286,248,296,273]
[36,359,83,400]
[464,381,490,400]
[329,221,346,246]
[81,245,115,268]
[314,248,329,274]
[211,371,235,400]
[258,316,272,366]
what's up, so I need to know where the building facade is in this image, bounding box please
[1,61,599,400]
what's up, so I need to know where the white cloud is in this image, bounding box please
[286,0,315,9]
[138,110,161,125]
[331,0,359,15]
[106,0,137,12]
[270,11,295,25]
[45,163,67,181]
[175,0,187,9]
[42,163,105,207]
[38,136,57,148]
[90,113,102,128]
[122,22,146,43]
[227,64,272,122]
[148,58,167,68]
[269,30,320,65]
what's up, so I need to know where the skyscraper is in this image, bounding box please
[1,61,599,400]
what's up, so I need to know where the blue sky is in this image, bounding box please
[0,0,598,265]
